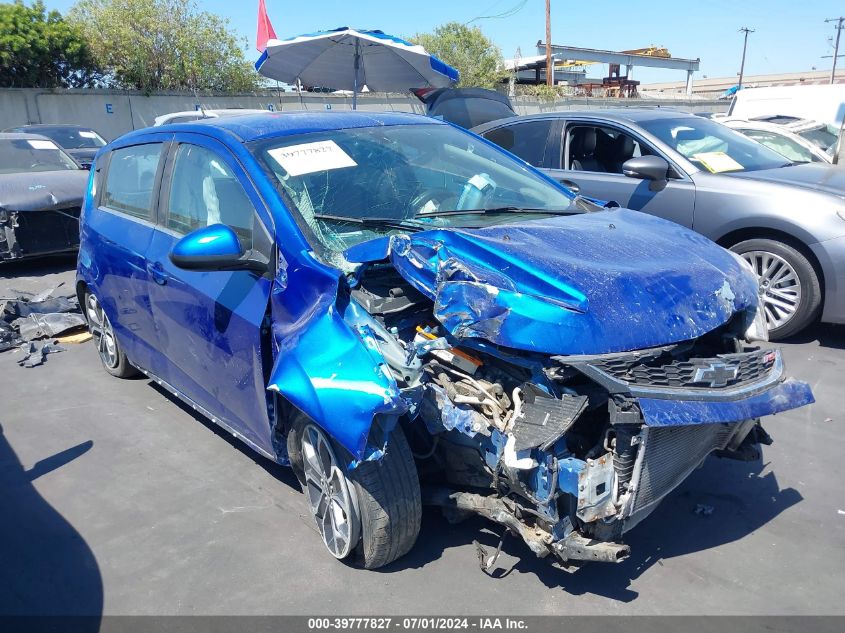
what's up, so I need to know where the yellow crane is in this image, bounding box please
[556,46,670,69]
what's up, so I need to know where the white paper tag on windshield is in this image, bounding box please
[79,131,97,139]
[27,139,58,150]
[268,140,357,177]
[692,151,744,173]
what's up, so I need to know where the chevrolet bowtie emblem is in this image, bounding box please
[692,362,739,388]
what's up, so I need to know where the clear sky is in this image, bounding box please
[43,0,845,85]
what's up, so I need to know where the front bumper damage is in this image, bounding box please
[0,170,87,261]
[418,346,813,568]
[0,207,82,261]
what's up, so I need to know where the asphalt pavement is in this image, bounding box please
[1,255,844,616]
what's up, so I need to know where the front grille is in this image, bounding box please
[13,207,80,257]
[590,349,776,390]
[623,423,737,531]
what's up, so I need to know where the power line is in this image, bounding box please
[466,0,528,25]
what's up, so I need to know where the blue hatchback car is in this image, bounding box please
[77,112,813,570]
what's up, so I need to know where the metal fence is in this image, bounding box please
[0,88,728,141]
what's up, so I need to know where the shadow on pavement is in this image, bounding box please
[782,322,844,350]
[0,424,103,624]
[378,452,801,602]
[0,253,78,280]
[147,382,301,490]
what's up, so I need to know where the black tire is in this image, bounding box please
[288,415,421,569]
[83,290,137,378]
[729,238,821,340]
[349,424,422,569]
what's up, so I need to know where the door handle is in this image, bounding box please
[559,179,580,194]
[147,262,168,286]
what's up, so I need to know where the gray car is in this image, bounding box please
[473,109,845,339]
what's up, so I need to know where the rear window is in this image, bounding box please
[102,144,163,219]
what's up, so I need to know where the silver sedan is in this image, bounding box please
[474,109,845,339]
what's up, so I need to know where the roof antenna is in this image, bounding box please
[191,83,206,118]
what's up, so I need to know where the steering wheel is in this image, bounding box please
[409,187,459,215]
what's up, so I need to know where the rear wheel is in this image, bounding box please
[729,238,821,339]
[84,290,137,378]
[290,417,421,569]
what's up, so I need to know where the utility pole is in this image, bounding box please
[545,0,553,87]
[737,27,754,89]
[826,17,844,84]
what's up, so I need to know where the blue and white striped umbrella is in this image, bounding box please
[256,27,459,109]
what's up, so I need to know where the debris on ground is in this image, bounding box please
[0,320,22,352]
[0,282,86,347]
[12,312,86,340]
[16,340,66,368]
[694,504,715,516]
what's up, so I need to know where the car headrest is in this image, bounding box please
[614,134,635,158]
[572,128,597,155]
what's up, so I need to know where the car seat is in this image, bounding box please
[606,134,636,173]
[570,128,604,172]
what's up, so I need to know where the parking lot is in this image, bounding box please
[1,255,843,616]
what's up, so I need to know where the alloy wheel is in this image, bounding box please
[85,293,119,369]
[740,250,802,330]
[301,424,359,559]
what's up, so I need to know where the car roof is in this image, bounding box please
[0,132,54,141]
[6,124,92,130]
[472,107,699,132]
[133,111,441,144]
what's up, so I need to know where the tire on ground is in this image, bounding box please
[83,289,138,378]
[288,413,422,569]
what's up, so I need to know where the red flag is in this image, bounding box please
[256,0,277,52]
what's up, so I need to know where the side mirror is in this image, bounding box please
[622,155,669,181]
[169,224,268,273]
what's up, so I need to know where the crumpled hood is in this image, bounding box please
[0,170,88,212]
[345,209,759,356]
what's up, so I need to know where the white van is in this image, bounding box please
[727,84,845,127]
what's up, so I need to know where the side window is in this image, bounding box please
[483,120,552,167]
[565,125,653,174]
[102,143,163,219]
[166,144,255,248]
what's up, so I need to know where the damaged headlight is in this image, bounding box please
[727,250,769,342]
[742,303,769,342]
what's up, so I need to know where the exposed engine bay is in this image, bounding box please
[347,260,805,568]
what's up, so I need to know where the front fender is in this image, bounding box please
[267,255,406,462]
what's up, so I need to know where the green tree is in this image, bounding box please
[69,0,259,93]
[0,1,101,88]
[411,22,507,89]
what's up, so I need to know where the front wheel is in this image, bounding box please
[84,290,137,378]
[730,239,821,339]
[291,418,421,569]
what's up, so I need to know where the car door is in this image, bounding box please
[545,121,696,228]
[85,139,169,375]
[144,135,277,457]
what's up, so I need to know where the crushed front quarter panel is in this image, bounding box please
[266,256,407,462]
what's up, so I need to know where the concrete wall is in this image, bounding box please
[0,88,728,141]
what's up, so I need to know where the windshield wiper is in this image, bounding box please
[416,206,578,218]
[312,213,425,232]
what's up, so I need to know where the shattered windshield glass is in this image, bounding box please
[252,123,576,253]
[0,139,80,174]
